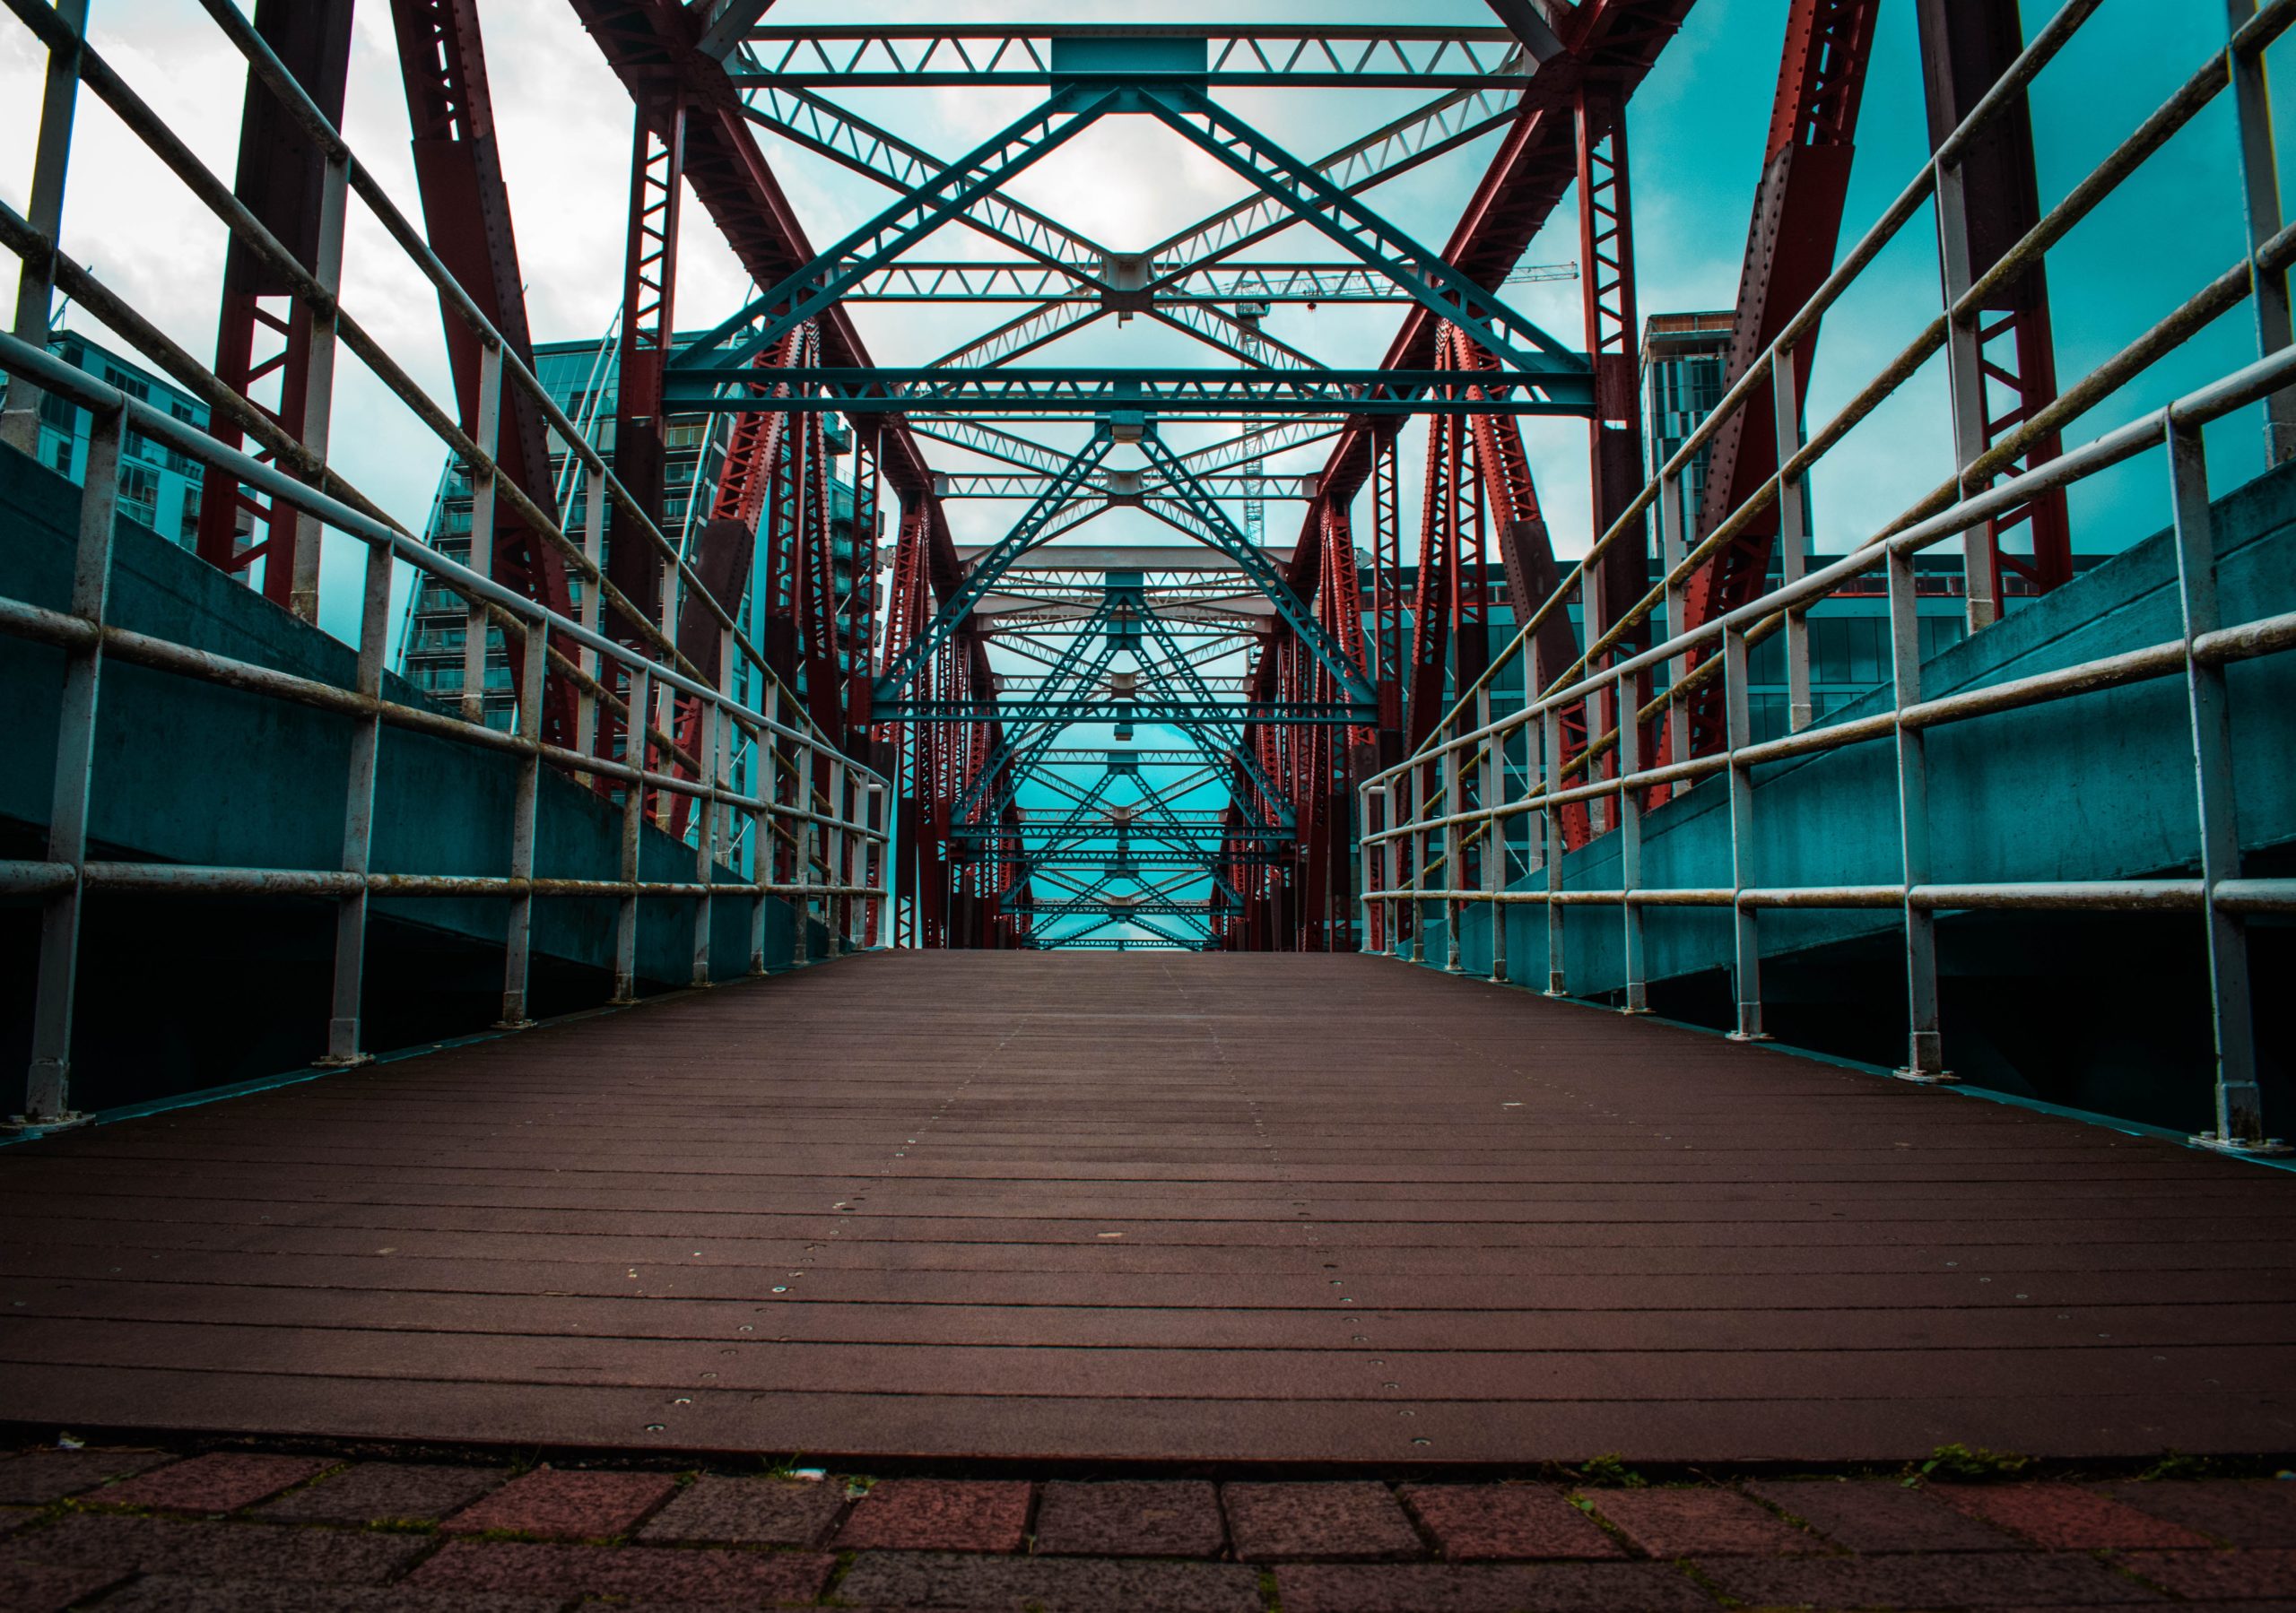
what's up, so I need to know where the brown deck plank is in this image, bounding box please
[2,951,2292,1463]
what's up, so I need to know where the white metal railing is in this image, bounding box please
[0,0,889,1130]
[1361,0,2296,1155]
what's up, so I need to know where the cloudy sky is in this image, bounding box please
[0,0,2281,646]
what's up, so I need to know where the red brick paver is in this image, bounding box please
[2097,1480,2296,1548]
[410,1539,834,1603]
[0,1558,131,1613]
[91,1577,564,1613]
[2118,1547,2296,1601]
[256,1461,509,1525]
[1,1512,426,1583]
[1933,1480,2217,1549]
[839,1550,1263,1610]
[1579,1487,1820,1557]
[1699,1549,2164,1607]
[92,1453,333,1513]
[439,1466,674,1539]
[0,1449,174,1505]
[1746,1478,2016,1552]
[836,1479,1032,1553]
[1222,1480,1424,1561]
[1276,1560,1719,1612]
[1402,1484,1625,1561]
[7,1439,2293,1611]
[1033,1479,1224,1557]
[639,1474,847,1546]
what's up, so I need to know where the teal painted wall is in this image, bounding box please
[1,443,842,1108]
[1391,456,2296,1122]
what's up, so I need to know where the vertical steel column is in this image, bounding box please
[499,611,546,1028]
[1770,344,1816,730]
[0,0,88,455]
[2168,421,2279,1151]
[462,346,501,725]
[1723,625,1766,1040]
[1615,667,1648,1013]
[16,405,117,1130]
[2231,1,2295,464]
[1888,543,1952,1080]
[324,515,395,1068]
[613,665,651,1003]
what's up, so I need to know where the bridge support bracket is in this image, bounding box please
[1891,1067,1959,1085]
[2190,1131,2291,1158]
[2,1110,90,1139]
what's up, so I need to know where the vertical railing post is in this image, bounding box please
[1409,763,1428,965]
[323,520,395,1068]
[828,755,850,958]
[15,403,118,1130]
[1383,776,1402,958]
[463,344,502,725]
[499,611,546,1028]
[1657,467,1689,769]
[749,683,777,973]
[2168,420,2279,1151]
[577,462,606,767]
[1482,687,1508,984]
[0,0,88,455]
[1356,782,1376,953]
[1537,649,1566,997]
[794,738,815,967]
[691,697,718,987]
[1442,746,1463,973]
[2230,1,2296,464]
[288,150,347,626]
[613,665,650,1004]
[1616,668,1647,1013]
[1888,542,1952,1080]
[1770,341,1815,731]
[1723,623,1766,1041]
[1934,155,1999,634]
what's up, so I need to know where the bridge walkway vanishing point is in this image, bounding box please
[1,952,2292,1467]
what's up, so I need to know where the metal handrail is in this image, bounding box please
[1359,1,2296,1156]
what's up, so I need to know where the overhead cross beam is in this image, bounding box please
[726,27,1532,89]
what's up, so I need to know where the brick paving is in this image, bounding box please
[0,1443,2293,1609]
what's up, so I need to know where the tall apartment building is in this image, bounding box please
[31,328,213,554]
[396,329,867,730]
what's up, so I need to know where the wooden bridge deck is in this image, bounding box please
[2,953,2290,1465]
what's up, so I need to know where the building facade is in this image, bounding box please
[32,328,212,554]
[396,330,869,730]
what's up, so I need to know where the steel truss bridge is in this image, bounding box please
[4,0,2296,1511]
[0,0,2284,1109]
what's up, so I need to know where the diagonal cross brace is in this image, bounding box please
[1140,83,1586,382]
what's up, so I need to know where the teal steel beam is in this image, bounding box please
[1139,83,1587,382]
[726,27,1531,89]
[661,367,1595,414]
[676,81,1122,376]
